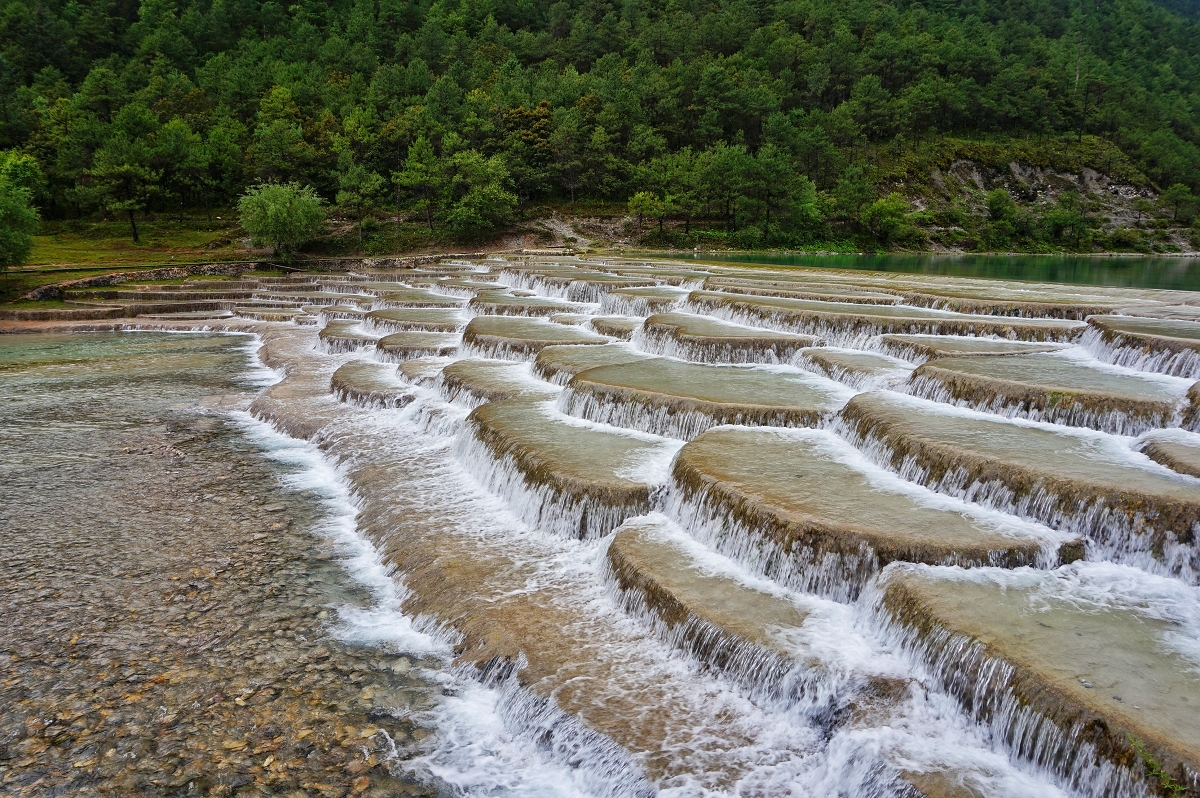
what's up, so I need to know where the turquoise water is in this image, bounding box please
[655,253,1200,291]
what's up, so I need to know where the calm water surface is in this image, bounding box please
[656,252,1200,291]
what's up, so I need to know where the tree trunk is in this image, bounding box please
[685,215,691,235]
[658,216,664,235]
[128,210,140,243]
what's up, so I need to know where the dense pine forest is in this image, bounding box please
[1,0,1200,255]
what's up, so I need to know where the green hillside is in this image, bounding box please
[1,0,1199,253]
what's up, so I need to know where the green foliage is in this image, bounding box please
[237,182,325,257]
[0,155,39,270]
[1127,734,1187,798]
[0,0,1199,250]
[439,151,517,240]
[1161,185,1199,225]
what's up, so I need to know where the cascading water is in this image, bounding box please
[15,256,1200,798]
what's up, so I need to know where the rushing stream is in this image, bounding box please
[3,256,1200,797]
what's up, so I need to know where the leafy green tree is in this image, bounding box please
[238,182,325,257]
[438,150,516,240]
[628,191,666,234]
[833,165,877,224]
[88,138,161,243]
[394,135,440,230]
[153,118,205,220]
[0,171,38,281]
[336,158,387,242]
[1161,184,1198,224]
[860,193,912,247]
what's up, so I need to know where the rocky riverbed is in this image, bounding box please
[0,333,445,798]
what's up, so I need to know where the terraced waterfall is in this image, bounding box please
[20,257,1200,797]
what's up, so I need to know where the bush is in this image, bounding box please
[0,175,39,272]
[238,182,325,257]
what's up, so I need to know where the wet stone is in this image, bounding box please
[588,316,641,340]
[670,427,1063,599]
[908,352,1190,435]
[1084,315,1200,379]
[462,399,669,538]
[0,332,444,798]
[640,311,817,364]
[376,331,460,361]
[318,320,378,353]
[877,333,1067,364]
[466,292,587,317]
[798,347,913,390]
[331,361,415,408]
[688,291,1085,345]
[461,316,609,360]
[880,563,1200,797]
[438,359,559,407]
[533,343,654,385]
[561,358,847,439]
[840,391,1200,581]
[364,308,465,333]
[1137,429,1200,479]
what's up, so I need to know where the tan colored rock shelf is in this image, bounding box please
[670,427,1069,599]
[533,343,654,385]
[562,358,846,438]
[840,391,1200,580]
[330,361,413,408]
[908,352,1188,435]
[375,330,460,360]
[880,564,1200,797]
[461,316,609,360]
[463,399,669,538]
[689,291,1085,344]
[640,311,817,363]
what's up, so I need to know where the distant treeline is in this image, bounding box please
[1,0,1199,246]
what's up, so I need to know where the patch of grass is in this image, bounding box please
[28,215,248,268]
[1127,734,1188,798]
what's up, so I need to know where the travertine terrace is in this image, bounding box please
[9,255,1200,798]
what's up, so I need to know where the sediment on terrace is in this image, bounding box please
[1137,430,1200,479]
[466,292,588,317]
[316,320,377,353]
[907,353,1188,435]
[688,291,1086,345]
[798,347,913,390]
[532,343,653,385]
[460,316,609,360]
[375,330,460,360]
[667,428,1067,601]
[499,271,658,303]
[314,304,367,320]
[364,307,465,333]
[877,333,1068,363]
[373,289,466,309]
[701,277,901,305]
[605,518,841,712]
[330,361,414,408]
[639,311,817,363]
[598,286,690,315]
[1083,315,1200,379]
[589,316,641,340]
[437,359,559,407]
[560,358,847,439]
[461,398,665,539]
[396,355,455,385]
[877,564,1200,798]
[839,392,1200,581]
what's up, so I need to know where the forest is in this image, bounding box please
[1,0,1199,255]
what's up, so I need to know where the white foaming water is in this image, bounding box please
[211,303,1113,797]
[227,348,664,797]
